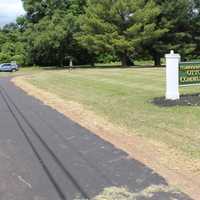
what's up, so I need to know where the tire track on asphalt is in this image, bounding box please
[0,86,90,200]
[30,107,116,186]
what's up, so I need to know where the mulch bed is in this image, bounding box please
[152,93,200,107]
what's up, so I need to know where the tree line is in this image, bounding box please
[0,0,200,67]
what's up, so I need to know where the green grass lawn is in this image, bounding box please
[0,67,42,77]
[25,67,200,159]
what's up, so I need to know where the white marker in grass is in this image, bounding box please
[165,50,180,100]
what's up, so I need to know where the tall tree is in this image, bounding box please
[143,0,195,66]
[191,0,200,59]
[0,23,27,64]
[22,0,70,22]
[77,0,164,66]
[21,0,91,66]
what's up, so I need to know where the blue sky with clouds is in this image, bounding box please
[0,0,25,26]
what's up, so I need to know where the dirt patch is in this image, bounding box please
[12,76,200,200]
[153,93,200,107]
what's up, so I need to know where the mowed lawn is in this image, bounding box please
[26,67,200,159]
[0,67,42,77]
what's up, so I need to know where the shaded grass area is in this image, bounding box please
[25,67,200,159]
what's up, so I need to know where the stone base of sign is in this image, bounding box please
[152,93,200,107]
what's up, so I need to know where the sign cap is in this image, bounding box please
[165,50,180,59]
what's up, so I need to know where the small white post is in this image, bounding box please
[70,59,73,68]
[165,50,180,100]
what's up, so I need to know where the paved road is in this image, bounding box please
[0,77,192,200]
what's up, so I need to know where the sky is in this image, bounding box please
[0,0,25,26]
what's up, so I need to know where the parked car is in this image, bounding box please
[0,63,19,72]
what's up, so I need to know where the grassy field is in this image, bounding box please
[23,67,200,159]
[0,67,42,77]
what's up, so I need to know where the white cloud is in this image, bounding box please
[0,0,25,26]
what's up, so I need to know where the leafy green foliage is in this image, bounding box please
[20,0,92,66]
[0,23,27,65]
[0,0,200,66]
[77,0,164,66]
[142,0,196,65]
[190,0,200,59]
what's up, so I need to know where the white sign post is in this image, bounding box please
[70,58,73,68]
[165,50,180,100]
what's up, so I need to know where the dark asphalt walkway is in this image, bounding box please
[0,77,192,200]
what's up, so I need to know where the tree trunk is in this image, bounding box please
[121,53,128,67]
[120,53,133,67]
[153,54,161,66]
[58,48,64,67]
[90,60,95,67]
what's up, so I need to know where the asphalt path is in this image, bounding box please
[0,77,193,200]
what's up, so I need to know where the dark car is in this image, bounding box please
[0,63,19,72]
